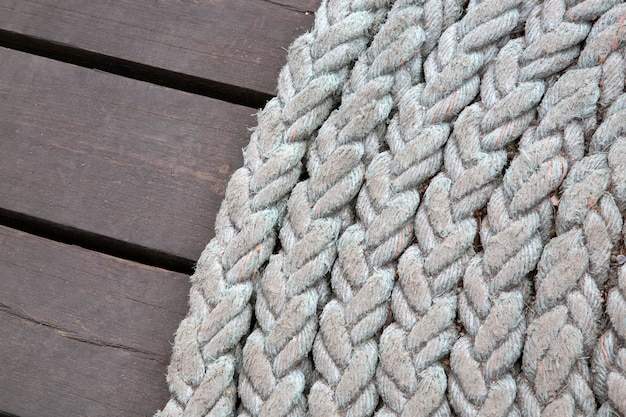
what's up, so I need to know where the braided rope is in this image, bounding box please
[156,2,388,415]
[308,1,474,416]
[378,39,534,417]
[594,261,626,417]
[589,73,626,417]
[516,10,626,416]
[446,1,624,416]
[157,1,626,415]
[364,0,544,415]
[235,1,416,414]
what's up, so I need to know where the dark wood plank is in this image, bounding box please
[0,47,255,262]
[0,314,171,417]
[0,0,319,96]
[0,225,189,417]
[0,226,188,355]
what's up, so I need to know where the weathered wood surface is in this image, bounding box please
[0,225,189,417]
[0,47,256,263]
[0,0,319,96]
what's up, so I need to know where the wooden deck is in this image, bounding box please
[0,2,319,416]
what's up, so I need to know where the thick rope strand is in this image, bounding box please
[235,2,421,415]
[378,36,540,417]
[516,8,626,416]
[307,1,469,417]
[368,0,537,415]
[592,92,626,416]
[447,1,623,416]
[594,263,626,416]
[585,45,626,415]
[156,2,388,415]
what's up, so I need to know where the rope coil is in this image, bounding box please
[157,0,626,416]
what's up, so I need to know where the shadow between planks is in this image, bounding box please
[0,225,189,417]
[0,0,318,97]
[0,46,255,264]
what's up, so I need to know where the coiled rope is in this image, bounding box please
[157,0,626,416]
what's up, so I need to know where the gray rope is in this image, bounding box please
[309,1,469,416]
[155,1,388,415]
[448,1,624,416]
[368,0,539,415]
[594,262,626,416]
[156,1,626,415]
[590,79,626,417]
[380,37,537,417]
[516,8,626,416]
[235,1,402,415]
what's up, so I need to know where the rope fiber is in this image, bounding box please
[156,0,626,416]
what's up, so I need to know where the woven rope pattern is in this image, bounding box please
[373,0,536,415]
[517,11,626,413]
[157,0,626,416]
[156,2,390,415]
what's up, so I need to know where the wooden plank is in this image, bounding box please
[0,47,255,262]
[0,225,189,417]
[0,0,319,96]
[1,313,171,417]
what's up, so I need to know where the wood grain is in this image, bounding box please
[0,225,189,417]
[0,47,256,262]
[0,0,320,96]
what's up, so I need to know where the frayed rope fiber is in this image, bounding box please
[155,0,626,416]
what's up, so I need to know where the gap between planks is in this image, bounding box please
[0,225,190,417]
[0,0,319,100]
[0,47,256,266]
[0,28,273,110]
